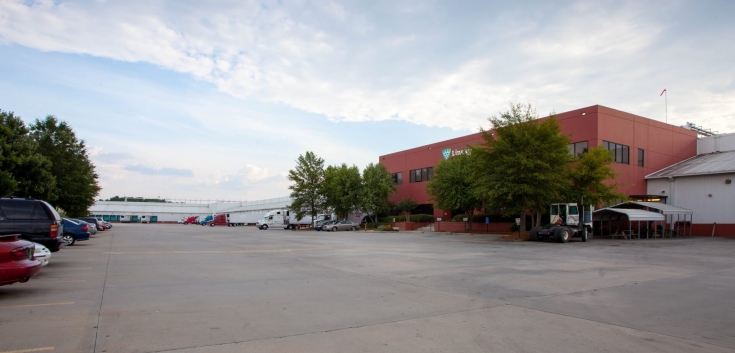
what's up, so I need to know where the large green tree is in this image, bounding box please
[426,153,482,229]
[323,163,362,219]
[359,162,396,223]
[287,151,326,221]
[472,103,572,234]
[567,146,624,211]
[0,111,56,200]
[30,115,100,217]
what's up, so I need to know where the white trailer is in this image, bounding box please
[226,213,256,226]
[257,210,313,230]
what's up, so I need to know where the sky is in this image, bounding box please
[1,0,733,202]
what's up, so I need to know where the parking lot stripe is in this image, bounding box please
[0,346,54,353]
[0,302,73,310]
[29,280,86,284]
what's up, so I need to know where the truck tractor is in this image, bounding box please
[530,203,593,243]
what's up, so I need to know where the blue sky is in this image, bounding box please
[1,0,733,201]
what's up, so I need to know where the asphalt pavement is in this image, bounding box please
[1,224,734,353]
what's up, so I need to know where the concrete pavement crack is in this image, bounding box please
[93,228,115,353]
[146,304,506,353]
[507,304,735,351]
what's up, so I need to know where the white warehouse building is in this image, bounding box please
[646,132,735,237]
[89,197,292,224]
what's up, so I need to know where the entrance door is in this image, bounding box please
[151,216,158,223]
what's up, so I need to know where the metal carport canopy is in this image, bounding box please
[611,202,693,215]
[593,208,665,222]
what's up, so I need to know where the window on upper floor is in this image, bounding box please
[392,172,403,185]
[603,141,629,164]
[638,148,644,167]
[409,167,434,183]
[568,141,588,157]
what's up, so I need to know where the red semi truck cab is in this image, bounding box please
[208,214,227,227]
[183,216,199,224]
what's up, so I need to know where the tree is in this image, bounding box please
[323,163,362,219]
[472,103,572,234]
[396,197,418,222]
[287,151,325,221]
[426,153,482,229]
[0,111,56,200]
[359,163,396,223]
[30,115,100,217]
[567,146,625,212]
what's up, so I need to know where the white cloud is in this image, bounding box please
[1,0,733,134]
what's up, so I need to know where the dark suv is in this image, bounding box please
[0,197,66,252]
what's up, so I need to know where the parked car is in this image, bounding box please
[0,197,66,252]
[102,220,112,228]
[315,220,337,231]
[32,242,52,266]
[79,217,103,232]
[325,220,359,232]
[177,217,185,224]
[0,234,42,286]
[61,218,91,246]
[87,221,97,236]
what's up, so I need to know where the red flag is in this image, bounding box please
[660,89,667,96]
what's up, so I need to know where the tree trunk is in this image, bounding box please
[536,211,541,227]
[467,210,473,230]
[520,210,527,235]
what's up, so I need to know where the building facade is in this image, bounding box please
[379,105,699,221]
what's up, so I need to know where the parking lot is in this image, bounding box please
[1,224,734,353]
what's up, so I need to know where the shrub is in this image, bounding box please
[410,214,434,222]
[379,215,405,222]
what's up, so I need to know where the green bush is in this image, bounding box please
[379,215,405,222]
[376,225,399,232]
[411,214,434,222]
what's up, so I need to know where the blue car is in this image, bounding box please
[61,218,91,246]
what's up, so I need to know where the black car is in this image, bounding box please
[0,197,66,252]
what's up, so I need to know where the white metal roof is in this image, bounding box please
[611,202,693,215]
[593,208,665,222]
[645,151,735,179]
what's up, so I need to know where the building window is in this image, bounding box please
[409,167,434,183]
[392,172,403,185]
[568,141,588,157]
[603,141,629,164]
[638,149,644,167]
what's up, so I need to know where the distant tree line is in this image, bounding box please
[1,110,100,217]
[287,151,396,223]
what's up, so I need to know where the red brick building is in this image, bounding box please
[379,105,698,221]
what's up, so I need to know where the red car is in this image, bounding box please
[0,234,42,286]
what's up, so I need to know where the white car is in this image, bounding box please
[32,243,52,266]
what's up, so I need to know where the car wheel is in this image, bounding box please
[351,226,357,231]
[557,227,570,243]
[62,233,76,246]
[530,227,540,241]
[332,226,338,232]
[210,223,215,227]
[262,224,268,230]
